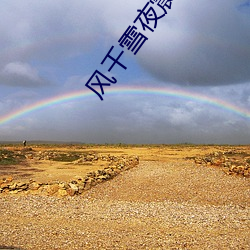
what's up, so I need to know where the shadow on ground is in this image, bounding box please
[0,246,23,250]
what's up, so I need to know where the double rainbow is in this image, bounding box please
[0,86,249,125]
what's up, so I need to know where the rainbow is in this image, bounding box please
[0,86,249,125]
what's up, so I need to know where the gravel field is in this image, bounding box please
[0,160,249,250]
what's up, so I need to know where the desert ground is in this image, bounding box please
[0,144,249,250]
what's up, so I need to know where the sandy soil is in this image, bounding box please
[0,145,249,249]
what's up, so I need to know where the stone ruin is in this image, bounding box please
[193,151,250,178]
[0,150,139,196]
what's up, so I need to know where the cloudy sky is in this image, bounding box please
[0,0,250,144]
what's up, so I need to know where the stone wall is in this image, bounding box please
[0,155,139,196]
[194,151,250,177]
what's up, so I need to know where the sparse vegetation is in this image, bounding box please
[52,153,81,162]
[0,149,24,165]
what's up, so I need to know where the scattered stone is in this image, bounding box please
[29,182,41,190]
[9,190,19,194]
[6,177,13,182]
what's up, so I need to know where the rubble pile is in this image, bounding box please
[0,155,139,196]
[194,151,250,177]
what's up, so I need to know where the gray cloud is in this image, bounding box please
[0,0,100,67]
[136,0,250,86]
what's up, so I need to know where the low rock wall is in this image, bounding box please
[194,151,250,177]
[0,155,139,196]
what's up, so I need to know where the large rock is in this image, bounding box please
[66,188,76,196]
[8,183,17,190]
[58,189,68,197]
[29,182,41,190]
[69,183,79,192]
[46,184,59,195]
[16,182,28,190]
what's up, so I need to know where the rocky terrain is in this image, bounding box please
[0,144,249,250]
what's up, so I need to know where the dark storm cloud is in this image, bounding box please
[2,0,250,87]
[137,0,250,86]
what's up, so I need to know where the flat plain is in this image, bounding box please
[0,144,249,249]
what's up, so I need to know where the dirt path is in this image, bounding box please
[0,158,249,249]
[88,160,249,205]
